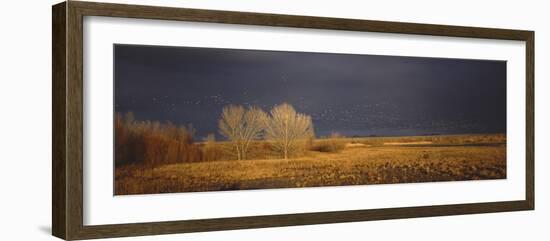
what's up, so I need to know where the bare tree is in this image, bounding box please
[218,105,267,160]
[264,103,314,159]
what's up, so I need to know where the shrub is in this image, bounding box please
[202,134,223,161]
[309,132,345,153]
[115,112,202,166]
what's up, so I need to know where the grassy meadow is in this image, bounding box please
[115,133,506,195]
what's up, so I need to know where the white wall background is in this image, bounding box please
[0,0,547,240]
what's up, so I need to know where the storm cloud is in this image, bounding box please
[114,44,506,139]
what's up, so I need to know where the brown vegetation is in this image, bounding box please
[115,112,202,166]
[115,103,317,166]
[309,132,346,153]
[115,133,506,195]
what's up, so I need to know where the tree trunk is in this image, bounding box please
[236,144,241,160]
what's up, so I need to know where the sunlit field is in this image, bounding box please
[115,133,506,195]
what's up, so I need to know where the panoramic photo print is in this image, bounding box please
[114,44,507,195]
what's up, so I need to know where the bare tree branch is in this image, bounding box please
[218,105,267,160]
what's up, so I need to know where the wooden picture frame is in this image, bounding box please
[52,1,534,240]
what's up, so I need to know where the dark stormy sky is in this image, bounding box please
[114,44,506,139]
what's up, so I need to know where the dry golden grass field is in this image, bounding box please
[115,134,506,195]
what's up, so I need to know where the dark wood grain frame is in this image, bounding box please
[52,1,535,240]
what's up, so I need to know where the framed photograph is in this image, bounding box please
[52,1,534,240]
